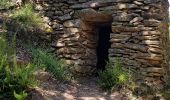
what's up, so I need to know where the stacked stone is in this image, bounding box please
[57,19,98,74]
[33,0,90,32]
[33,0,74,43]
[33,0,169,86]
[105,0,169,87]
[33,0,98,74]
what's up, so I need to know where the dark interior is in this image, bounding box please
[96,26,111,70]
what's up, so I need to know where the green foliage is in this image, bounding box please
[0,0,11,9]
[11,4,43,28]
[14,91,28,100]
[169,16,170,26]
[30,47,71,81]
[162,72,170,99]
[165,73,170,88]
[97,59,131,90]
[162,90,170,100]
[0,36,37,99]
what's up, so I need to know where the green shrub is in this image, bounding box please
[11,4,43,28]
[162,90,170,100]
[0,36,38,99]
[30,47,71,81]
[0,0,11,9]
[97,59,130,90]
[14,91,28,100]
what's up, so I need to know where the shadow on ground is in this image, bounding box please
[27,70,133,100]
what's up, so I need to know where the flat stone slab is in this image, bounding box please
[71,0,133,9]
[77,8,112,23]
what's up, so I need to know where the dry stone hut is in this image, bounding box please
[34,0,169,87]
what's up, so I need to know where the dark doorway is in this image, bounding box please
[96,26,111,70]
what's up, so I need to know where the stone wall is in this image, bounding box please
[34,0,169,87]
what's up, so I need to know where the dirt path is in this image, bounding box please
[28,71,135,100]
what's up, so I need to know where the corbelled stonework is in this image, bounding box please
[34,0,169,88]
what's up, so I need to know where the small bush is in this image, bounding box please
[0,0,11,9]
[98,59,130,90]
[11,4,43,28]
[30,47,71,81]
[0,36,38,99]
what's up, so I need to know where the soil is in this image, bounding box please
[26,70,140,100]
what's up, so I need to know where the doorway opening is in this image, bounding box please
[96,25,112,70]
